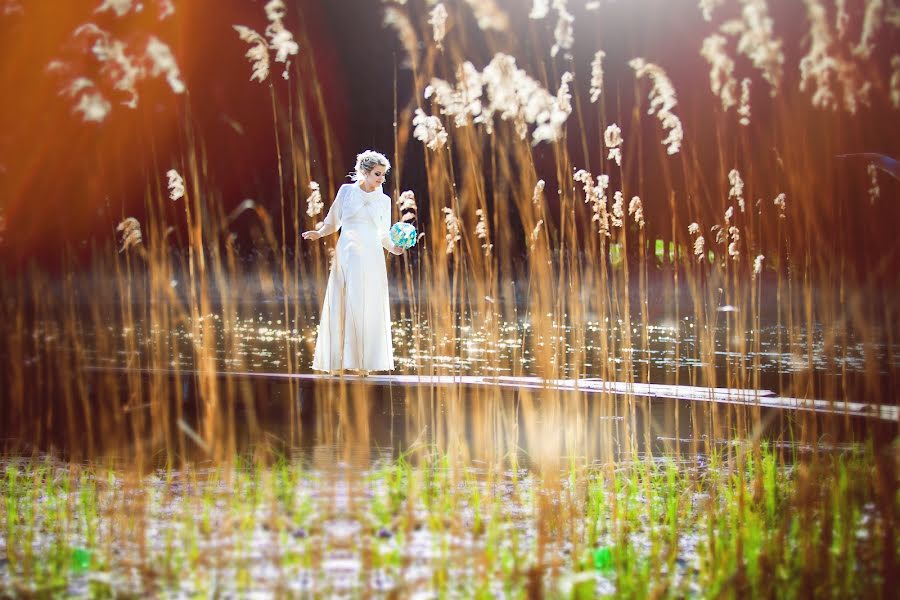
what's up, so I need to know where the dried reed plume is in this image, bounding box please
[425,62,483,128]
[57,76,111,123]
[157,0,174,20]
[47,19,184,123]
[95,0,137,18]
[628,196,644,229]
[413,108,449,150]
[712,224,725,245]
[429,3,448,50]
[96,0,175,20]
[532,179,545,205]
[529,0,550,20]
[427,54,574,145]
[728,168,745,213]
[233,26,270,82]
[537,71,574,144]
[264,0,299,78]
[575,169,610,236]
[75,23,141,109]
[728,225,741,259]
[530,219,544,246]
[629,58,683,154]
[799,0,870,113]
[384,5,419,70]
[305,181,323,217]
[719,0,784,95]
[233,0,299,82]
[694,235,706,259]
[442,206,461,254]
[699,0,725,22]
[167,169,185,201]
[551,0,575,58]
[397,190,418,222]
[753,254,765,278]
[773,192,786,217]
[690,222,706,259]
[463,0,509,31]
[145,36,185,93]
[700,33,737,110]
[604,123,623,167]
[738,77,751,125]
[589,50,606,103]
[475,208,492,256]
[611,191,624,228]
[853,0,884,59]
[116,217,142,253]
[836,0,849,38]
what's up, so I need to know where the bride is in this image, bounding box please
[301,150,405,374]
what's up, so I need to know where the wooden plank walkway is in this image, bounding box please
[87,367,898,422]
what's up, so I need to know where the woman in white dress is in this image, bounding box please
[301,150,405,374]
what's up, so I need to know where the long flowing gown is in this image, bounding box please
[312,183,395,372]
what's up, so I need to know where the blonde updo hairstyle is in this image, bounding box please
[350,150,391,183]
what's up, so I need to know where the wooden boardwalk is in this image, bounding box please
[89,368,898,423]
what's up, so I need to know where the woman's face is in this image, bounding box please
[363,164,387,190]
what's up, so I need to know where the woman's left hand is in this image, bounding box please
[389,244,406,256]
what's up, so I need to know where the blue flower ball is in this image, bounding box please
[389,222,417,249]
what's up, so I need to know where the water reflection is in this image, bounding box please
[72,311,897,399]
[10,365,881,469]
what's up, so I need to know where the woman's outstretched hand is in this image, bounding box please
[301,230,321,241]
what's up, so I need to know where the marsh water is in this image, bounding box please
[73,303,897,406]
[2,281,897,598]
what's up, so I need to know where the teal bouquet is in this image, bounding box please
[389,222,417,249]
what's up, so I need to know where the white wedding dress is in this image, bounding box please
[312,183,395,372]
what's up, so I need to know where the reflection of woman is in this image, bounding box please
[301,151,405,374]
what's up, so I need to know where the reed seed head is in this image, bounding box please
[551,0,574,58]
[442,207,461,254]
[694,235,705,259]
[628,196,644,229]
[463,0,509,31]
[701,33,738,111]
[699,0,725,22]
[590,50,606,103]
[413,109,449,150]
[306,182,323,218]
[630,58,683,154]
[773,192,786,217]
[429,3,448,50]
[738,77,751,125]
[167,169,184,201]
[397,190,418,222]
[529,0,550,20]
[116,217,142,252]
[532,180,545,205]
[753,254,764,278]
[728,169,745,212]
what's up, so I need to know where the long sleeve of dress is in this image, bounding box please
[378,195,394,251]
[317,185,345,237]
